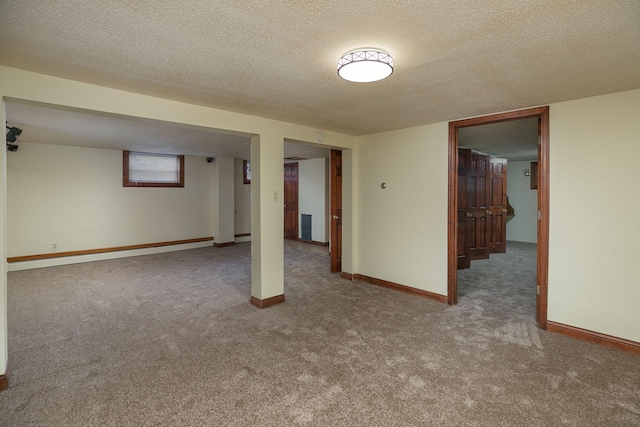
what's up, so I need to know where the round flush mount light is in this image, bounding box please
[337,49,394,83]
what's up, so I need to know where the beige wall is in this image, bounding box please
[7,143,216,267]
[355,123,449,295]
[340,149,355,275]
[355,88,640,343]
[506,160,538,243]
[548,89,640,342]
[0,99,7,373]
[298,158,329,243]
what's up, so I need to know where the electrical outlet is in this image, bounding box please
[273,190,280,202]
[51,243,58,251]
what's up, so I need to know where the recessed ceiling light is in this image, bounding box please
[337,49,394,83]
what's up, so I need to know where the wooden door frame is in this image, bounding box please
[447,106,549,329]
[330,149,342,273]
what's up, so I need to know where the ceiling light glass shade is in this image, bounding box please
[337,49,394,83]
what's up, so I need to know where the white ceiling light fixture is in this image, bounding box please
[337,49,394,83]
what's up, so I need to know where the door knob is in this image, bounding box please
[502,208,507,213]
[486,210,492,216]
[332,215,339,220]
[465,212,472,218]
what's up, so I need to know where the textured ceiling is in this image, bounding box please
[1,1,639,137]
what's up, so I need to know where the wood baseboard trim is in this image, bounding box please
[250,294,285,309]
[353,274,447,304]
[213,242,236,248]
[7,237,214,263]
[0,374,8,392]
[340,272,355,281]
[547,321,640,356]
[234,233,251,238]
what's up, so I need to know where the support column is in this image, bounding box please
[0,99,8,390]
[250,133,284,308]
[341,148,355,275]
[212,157,235,247]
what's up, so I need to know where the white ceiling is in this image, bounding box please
[1,1,639,156]
[5,100,331,160]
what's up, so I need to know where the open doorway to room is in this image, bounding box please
[283,162,299,240]
[282,140,331,256]
[281,141,345,274]
[448,107,549,328]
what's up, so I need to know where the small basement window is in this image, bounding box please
[123,151,184,187]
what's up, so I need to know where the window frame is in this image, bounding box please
[123,150,185,188]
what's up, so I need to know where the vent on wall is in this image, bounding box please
[301,214,312,241]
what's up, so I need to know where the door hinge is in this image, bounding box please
[537,210,541,220]
[536,285,541,295]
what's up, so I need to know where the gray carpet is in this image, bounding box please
[457,241,539,347]
[1,241,639,426]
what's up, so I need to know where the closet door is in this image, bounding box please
[457,148,472,270]
[468,152,490,260]
[488,157,508,254]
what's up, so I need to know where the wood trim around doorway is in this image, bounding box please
[330,150,343,273]
[447,106,550,328]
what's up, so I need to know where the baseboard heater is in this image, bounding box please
[301,214,312,241]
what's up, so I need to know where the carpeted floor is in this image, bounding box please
[457,241,539,347]
[1,241,639,426]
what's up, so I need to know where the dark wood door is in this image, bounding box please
[468,152,490,260]
[284,162,298,240]
[457,148,472,270]
[488,157,508,254]
[330,150,342,273]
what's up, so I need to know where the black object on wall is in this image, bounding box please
[6,126,22,143]
[6,126,23,152]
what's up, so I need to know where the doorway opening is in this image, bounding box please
[330,149,342,273]
[448,106,549,328]
[281,142,341,273]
